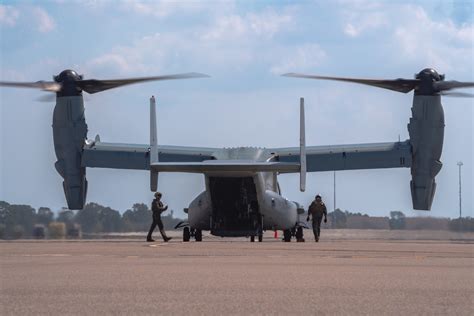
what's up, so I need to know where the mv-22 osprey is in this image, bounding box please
[1,68,472,242]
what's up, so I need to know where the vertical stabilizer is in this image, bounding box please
[300,97,306,192]
[150,96,159,191]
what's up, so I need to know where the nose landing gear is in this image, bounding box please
[182,226,202,242]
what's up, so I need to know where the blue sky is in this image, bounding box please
[1,0,472,218]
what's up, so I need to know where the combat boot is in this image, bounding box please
[160,229,172,242]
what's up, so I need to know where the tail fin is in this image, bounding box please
[150,96,158,191]
[300,97,306,192]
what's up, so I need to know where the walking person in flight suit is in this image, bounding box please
[307,195,327,242]
[146,192,172,242]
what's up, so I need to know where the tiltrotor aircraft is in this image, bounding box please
[1,68,472,242]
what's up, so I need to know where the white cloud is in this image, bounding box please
[343,14,387,37]
[89,53,140,75]
[86,33,171,76]
[391,5,473,74]
[202,10,293,40]
[338,2,473,75]
[270,43,326,74]
[343,11,387,37]
[120,0,214,18]
[202,15,247,40]
[248,10,293,38]
[33,7,55,33]
[85,8,296,76]
[339,0,388,37]
[0,5,20,26]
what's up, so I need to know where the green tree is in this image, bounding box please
[122,203,150,232]
[329,208,347,228]
[449,217,474,232]
[0,201,36,238]
[56,208,75,227]
[0,201,12,238]
[389,211,406,230]
[37,207,54,226]
[0,201,10,226]
[97,205,122,232]
[75,203,122,233]
[75,203,101,233]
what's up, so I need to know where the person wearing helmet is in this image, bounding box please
[306,195,327,242]
[146,192,172,242]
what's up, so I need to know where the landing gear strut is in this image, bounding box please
[296,226,305,242]
[282,227,304,242]
[250,216,264,243]
[250,231,263,242]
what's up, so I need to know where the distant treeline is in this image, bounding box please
[0,200,472,239]
[327,209,473,232]
[0,201,182,239]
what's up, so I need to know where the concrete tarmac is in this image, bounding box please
[1,233,473,315]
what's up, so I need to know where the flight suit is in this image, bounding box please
[307,200,327,241]
[146,198,171,242]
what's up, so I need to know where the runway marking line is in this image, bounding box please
[17,254,72,257]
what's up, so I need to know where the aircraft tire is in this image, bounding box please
[250,236,255,242]
[195,229,202,242]
[183,227,190,242]
[296,227,304,242]
[283,229,291,242]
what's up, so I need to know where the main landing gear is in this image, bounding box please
[183,227,202,242]
[249,230,263,242]
[283,226,305,242]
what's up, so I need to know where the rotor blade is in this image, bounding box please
[434,80,474,91]
[77,72,210,94]
[36,94,56,102]
[282,73,419,93]
[0,81,61,92]
[440,91,474,98]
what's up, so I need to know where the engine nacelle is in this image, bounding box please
[408,95,444,210]
[52,96,88,209]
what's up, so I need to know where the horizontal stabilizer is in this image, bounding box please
[151,161,300,173]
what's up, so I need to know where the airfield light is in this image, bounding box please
[333,171,336,212]
[457,161,463,219]
[331,170,336,228]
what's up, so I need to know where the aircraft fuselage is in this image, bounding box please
[186,148,301,237]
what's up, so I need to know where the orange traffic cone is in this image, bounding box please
[274,230,278,239]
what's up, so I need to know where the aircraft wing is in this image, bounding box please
[151,160,300,173]
[82,141,217,170]
[270,140,412,172]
